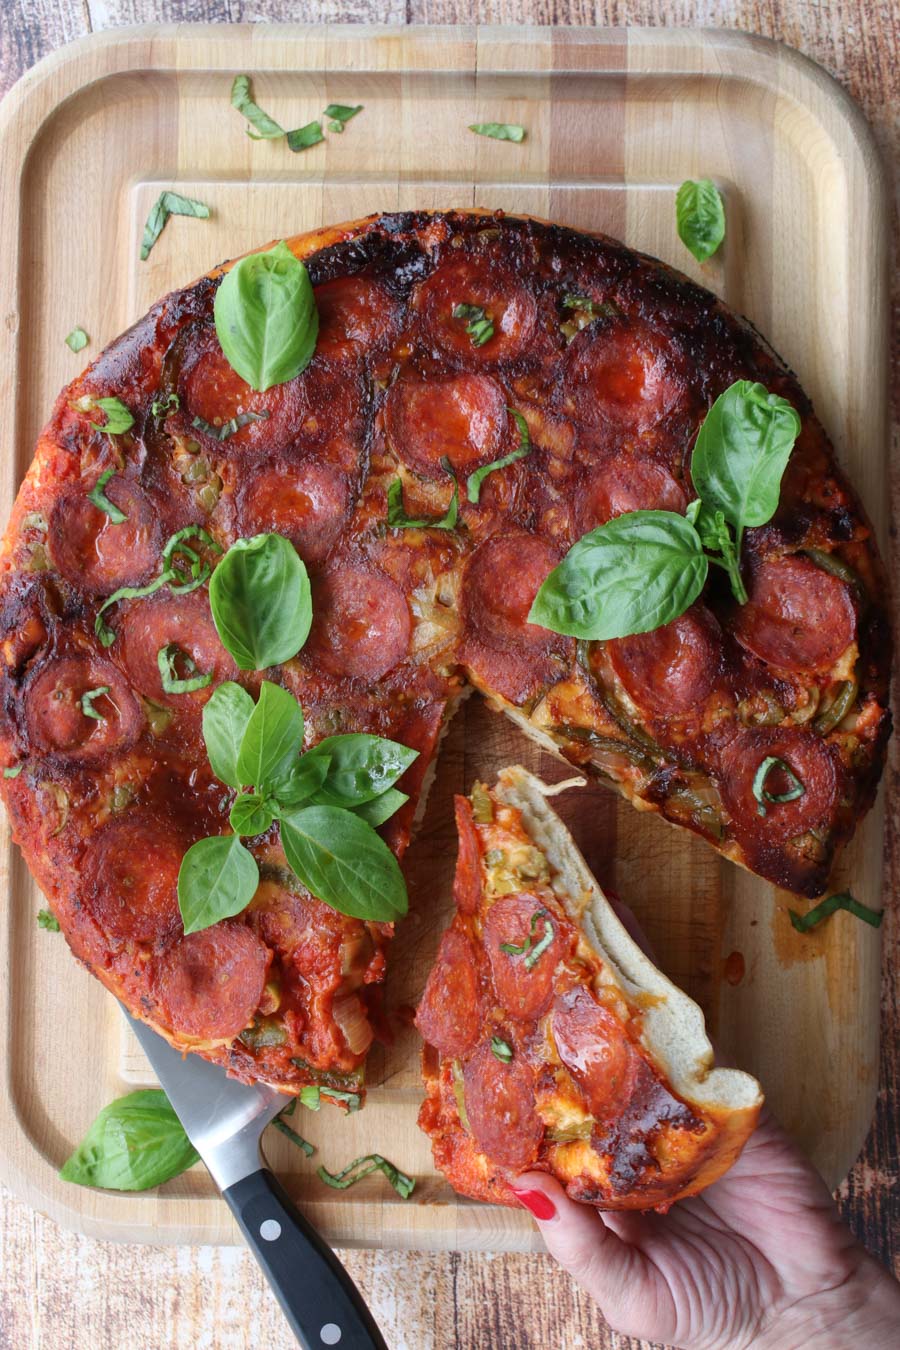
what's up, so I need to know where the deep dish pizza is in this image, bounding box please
[417,767,763,1209]
[0,210,889,1104]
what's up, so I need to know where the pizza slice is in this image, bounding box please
[416,766,763,1210]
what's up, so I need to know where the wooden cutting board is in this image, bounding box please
[0,23,888,1252]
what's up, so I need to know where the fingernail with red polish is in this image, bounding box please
[511,1187,556,1221]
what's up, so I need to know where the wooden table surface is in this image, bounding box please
[1,3,896,1347]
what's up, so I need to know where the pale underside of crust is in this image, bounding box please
[494,765,763,1117]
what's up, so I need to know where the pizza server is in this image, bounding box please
[123,1008,387,1350]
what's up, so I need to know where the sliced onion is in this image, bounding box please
[332,993,374,1056]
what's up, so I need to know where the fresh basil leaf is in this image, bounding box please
[157,644,213,695]
[286,121,324,152]
[201,681,255,787]
[140,191,210,261]
[37,908,60,931]
[305,733,418,806]
[87,469,127,524]
[209,533,312,671]
[676,179,725,263]
[529,510,708,640]
[269,753,330,808]
[317,1152,415,1199]
[468,123,526,143]
[691,381,801,537]
[213,240,318,392]
[229,794,276,837]
[65,327,88,353]
[191,410,270,442]
[789,890,883,933]
[350,788,408,828]
[387,458,459,530]
[466,407,531,503]
[280,806,408,922]
[236,680,304,790]
[177,833,260,934]
[60,1089,198,1191]
[89,397,134,435]
[323,103,362,126]
[80,686,109,720]
[230,74,284,140]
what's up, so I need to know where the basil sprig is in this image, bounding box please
[60,1090,198,1191]
[317,1152,415,1199]
[140,191,210,261]
[530,380,800,640]
[177,681,415,932]
[208,533,312,670]
[789,891,883,934]
[214,241,318,392]
[466,408,531,504]
[387,459,459,531]
[87,469,127,523]
[676,179,725,263]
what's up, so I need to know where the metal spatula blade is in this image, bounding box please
[123,1009,387,1350]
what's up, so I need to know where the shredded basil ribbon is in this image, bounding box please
[490,1036,513,1063]
[89,397,134,436]
[466,408,531,504]
[562,293,619,318]
[80,686,110,720]
[140,192,210,262]
[87,469,127,524]
[151,393,180,417]
[751,756,805,817]
[271,1116,315,1157]
[468,123,526,143]
[317,1153,415,1199]
[452,303,494,347]
[324,103,362,128]
[299,1084,362,1112]
[286,122,324,152]
[65,328,88,353]
[789,891,882,933]
[192,410,270,442]
[37,908,60,931]
[157,644,213,695]
[387,457,459,530]
[4,765,22,778]
[499,908,554,969]
[95,526,221,647]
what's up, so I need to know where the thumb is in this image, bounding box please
[510,1172,653,1329]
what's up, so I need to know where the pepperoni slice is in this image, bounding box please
[462,1040,544,1169]
[453,796,482,915]
[415,930,481,1056]
[385,373,509,477]
[416,256,538,364]
[576,459,686,533]
[49,479,160,596]
[718,726,838,844]
[607,605,722,716]
[304,566,411,681]
[181,334,362,457]
[84,811,185,942]
[460,533,573,704]
[566,319,686,431]
[552,987,640,1117]
[732,555,857,673]
[484,894,569,1020]
[153,921,270,1041]
[315,276,399,360]
[24,654,143,763]
[237,460,349,565]
[118,589,236,707]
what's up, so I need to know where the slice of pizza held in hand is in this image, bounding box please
[417,766,763,1210]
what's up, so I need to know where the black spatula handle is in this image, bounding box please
[224,1167,388,1349]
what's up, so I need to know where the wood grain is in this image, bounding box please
[0,5,897,1349]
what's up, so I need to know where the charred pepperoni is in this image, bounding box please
[607,605,722,716]
[732,555,857,673]
[153,920,270,1040]
[484,894,570,1020]
[566,318,686,432]
[460,532,573,704]
[462,1039,544,1169]
[118,589,236,707]
[305,566,411,681]
[453,796,482,915]
[24,654,143,763]
[84,811,185,943]
[237,459,349,565]
[416,257,539,365]
[385,373,509,477]
[577,458,686,533]
[315,276,399,360]
[49,479,160,596]
[415,930,481,1056]
[718,726,838,844]
[552,987,640,1117]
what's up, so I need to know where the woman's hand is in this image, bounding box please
[512,1101,900,1348]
